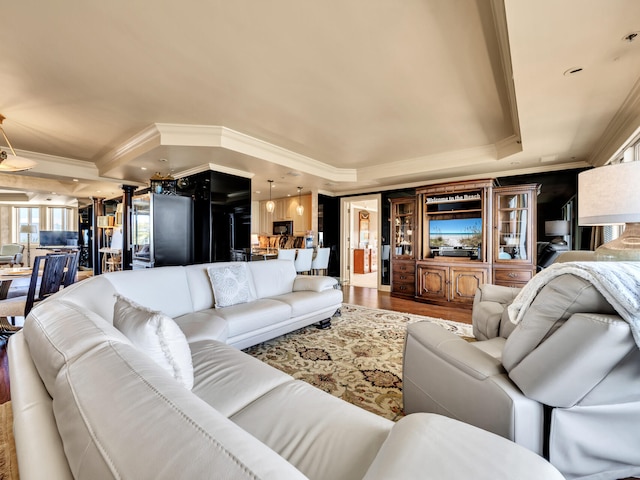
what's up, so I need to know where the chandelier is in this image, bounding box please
[0,115,36,172]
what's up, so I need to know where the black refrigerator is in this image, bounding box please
[131,193,194,268]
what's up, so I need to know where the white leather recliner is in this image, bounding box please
[403,263,640,480]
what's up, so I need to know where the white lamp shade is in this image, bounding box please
[19,224,37,234]
[266,200,275,213]
[545,220,569,236]
[578,162,640,225]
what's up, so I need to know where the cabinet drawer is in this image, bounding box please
[392,262,415,274]
[392,282,415,295]
[494,269,533,283]
[393,272,415,284]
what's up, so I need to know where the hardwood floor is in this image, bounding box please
[342,286,473,324]
[0,286,472,405]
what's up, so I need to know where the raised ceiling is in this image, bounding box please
[0,0,639,205]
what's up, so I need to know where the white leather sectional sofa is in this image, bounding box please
[8,260,564,479]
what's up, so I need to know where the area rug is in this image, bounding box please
[244,304,474,421]
[0,401,18,480]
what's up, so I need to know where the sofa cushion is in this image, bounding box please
[270,289,343,318]
[104,266,195,319]
[293,275,338,292]
[53,341,307,480]
[113,294,194,390]
[190,340,293,417]
[248,259,297,298]
[207,263,256,308]
[215,299,292,337]
[174,310,229,344]
[24,299,131,396]
[231,380,392,480]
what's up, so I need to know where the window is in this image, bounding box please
[16,207,40,244]
[50,207,67,230]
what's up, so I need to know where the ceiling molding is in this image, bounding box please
[176,162,255,180]
[357,144,498,182]
[588,77,640,166]
[490,0,522,145]
[495,135,522,159]
[100,123,358,184]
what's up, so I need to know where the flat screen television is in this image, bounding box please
[429,218,482,249]
[39,230,79,247]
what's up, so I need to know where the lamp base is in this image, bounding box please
[595,223,640,261]
[550,237,568,245]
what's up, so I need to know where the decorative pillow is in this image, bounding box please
[113,294,194,390]
[207,263,256,308]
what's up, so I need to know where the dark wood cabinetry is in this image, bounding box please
[389,179,537,306]
[492,184,538,288]
[390,198,417,297]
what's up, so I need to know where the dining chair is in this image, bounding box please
[277,249,297,262]
[63,251,81,287]
[293,248,313,275]
[310,247,330,275]
[0,254,69,326]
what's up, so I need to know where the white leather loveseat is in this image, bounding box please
[8,261,564,479]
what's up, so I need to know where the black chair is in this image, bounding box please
[536,242,570,271]
[63,250,80,287]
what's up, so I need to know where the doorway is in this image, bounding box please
[340,194,381,289]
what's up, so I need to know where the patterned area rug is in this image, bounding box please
[244,304,474,421]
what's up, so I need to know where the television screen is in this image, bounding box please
[39,230,79,247]
[429,218,482,249]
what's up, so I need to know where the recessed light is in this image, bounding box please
[141,167,147,171]
[72,178,79,182]
[563,67,583,76]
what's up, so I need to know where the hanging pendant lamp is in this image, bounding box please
[266,180,275,213]
[296,187,304,216]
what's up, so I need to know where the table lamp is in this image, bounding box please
[578,162,640,260]
[19,224,38,267]
[544,220,570,245]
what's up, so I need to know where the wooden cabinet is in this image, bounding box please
[354,248,371,274]
[492,185,538,288]
[413,179,494,306]
[390,198,416,297]
[392,260,416,297]
[417,262,489,305]
[354,248,377,274]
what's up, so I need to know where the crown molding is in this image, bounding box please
[176,162,254,180]
[589,77,640,166]
[100,123,358,183]
[357,144,498,182]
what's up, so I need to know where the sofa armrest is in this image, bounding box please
[508,313,636,407]
[472,284,521,340]
[363,414,564,480]
[293,275,337,293]
[407,321,504,380]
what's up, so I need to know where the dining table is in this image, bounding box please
[0,267,33,301]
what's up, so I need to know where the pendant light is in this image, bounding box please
[266,180,275,213]
[0,114,36,172]
[296,187,304,216]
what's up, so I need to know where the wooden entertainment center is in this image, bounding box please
[390,179,538,307]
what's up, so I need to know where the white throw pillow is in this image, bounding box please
[207,263,255,308]
[113,294,194,390]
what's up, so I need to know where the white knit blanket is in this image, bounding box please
[507,262,640,348]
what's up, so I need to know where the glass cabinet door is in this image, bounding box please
[392,199,415,258]
[495,191,532,261]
